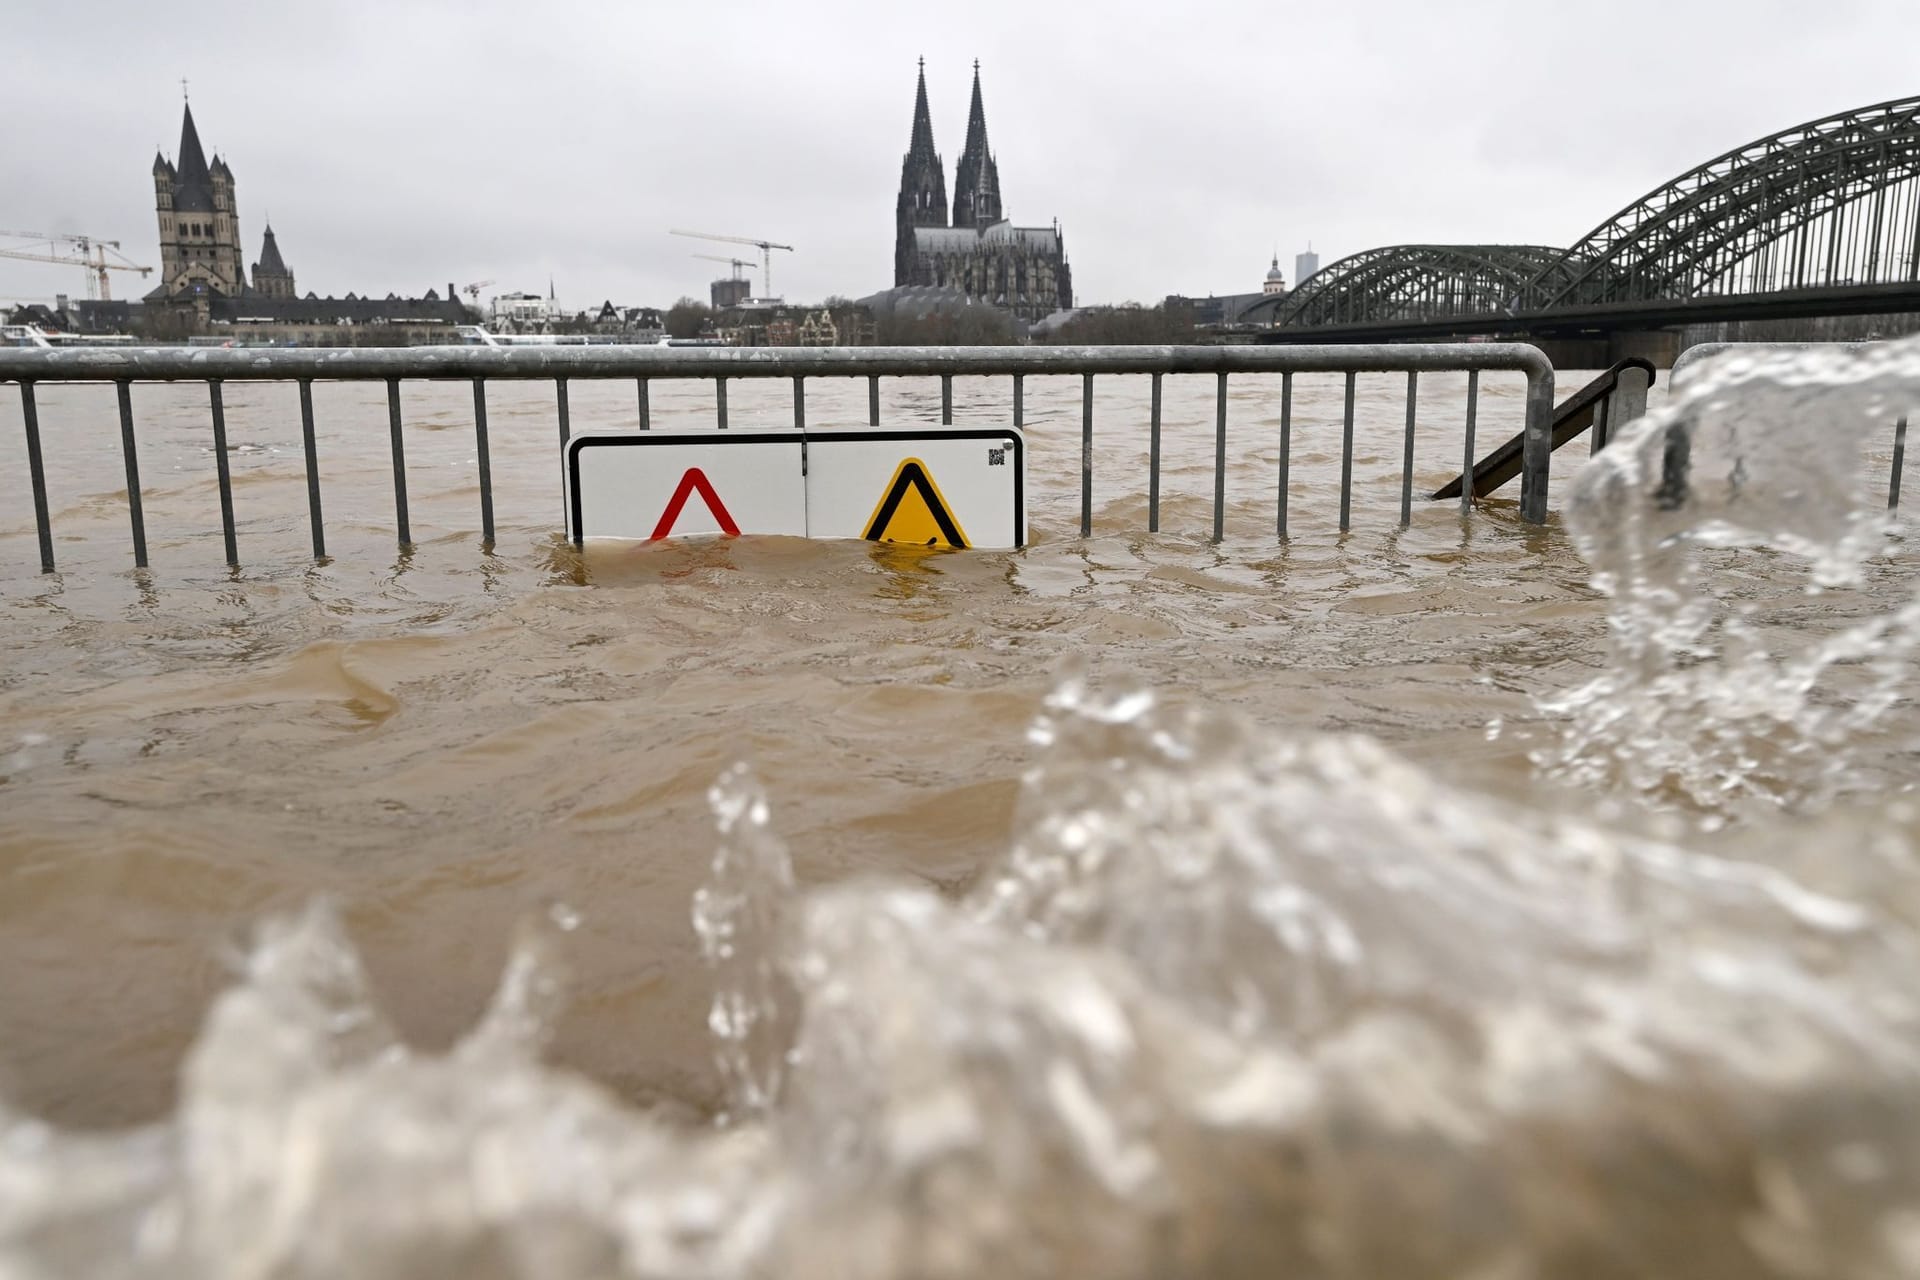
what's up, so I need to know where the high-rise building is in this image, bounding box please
[893,60,1072,323]
[1295,245,1321,288]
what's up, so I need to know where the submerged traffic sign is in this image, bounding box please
[567,427,1024,549]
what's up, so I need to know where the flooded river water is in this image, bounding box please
[1,346,1917,1277]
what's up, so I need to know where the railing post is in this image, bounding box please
[1518,364,1557,524]
[208,381,239,565]
[18,382,53,573]
[716,377,729,430]
[792,376,805,431]
[1148,372,1162,533]
[1891,416,1908,511]
[386,377,411,550]
[1277,372,1292,541]
[115,380,148,568]
[1213,372,1227,544]
[1399,370,1418,526]
[1460,370,1478,514]
[1080,373,1093,537]
[1339,371,1356,532]
[473,378,495,546]
[555,377,571,448]
[868,374,880,426]
[1012,373,1023,429]
[1596,364,1649,454]
[637,377,651,431]
[298,378,326,559]
[941,374,953,426]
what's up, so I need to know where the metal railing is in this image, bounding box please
[1672,341,1907,511]
[0,343,1555,572]
[1433,358,1654,501]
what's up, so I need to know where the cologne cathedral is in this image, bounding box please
[894,61,1072,323]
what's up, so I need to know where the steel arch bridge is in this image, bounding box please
[1266,244,1579,327]
[1269,93,1920,329]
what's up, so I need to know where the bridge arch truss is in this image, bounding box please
[1269,244,1582,328]
[1534,94,1920,307]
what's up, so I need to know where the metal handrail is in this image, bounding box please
[1,342,1557,573]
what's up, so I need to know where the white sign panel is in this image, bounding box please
[567,432,805,542]
[804,428,1025,550]
[565,426,1024,549]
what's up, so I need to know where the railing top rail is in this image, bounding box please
[0,341,1553,384]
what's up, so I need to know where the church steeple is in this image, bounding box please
[173,102,214,212]
[952,60,1002,229]
[894,57,949,286]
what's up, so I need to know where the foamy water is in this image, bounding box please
[1,344,1917,1277]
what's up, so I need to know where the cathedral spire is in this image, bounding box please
[952,60,1002,229]
[908,56,937,161]
[895,59,949,285]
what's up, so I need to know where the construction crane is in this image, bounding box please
[669,229,793,297]
[691,253,755,281]
[462,279,495,301]
[0,230,152,301]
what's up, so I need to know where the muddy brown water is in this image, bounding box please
[0,363,1756,1126]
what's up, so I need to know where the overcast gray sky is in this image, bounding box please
[4,0,1918,311]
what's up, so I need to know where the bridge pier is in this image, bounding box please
[1531,330,1681,370]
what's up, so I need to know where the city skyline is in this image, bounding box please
[5,0,1920,309]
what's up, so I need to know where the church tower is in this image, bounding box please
[894,58,948,287]
[152,99,247,298]
[951,62,1002,229]
[252,223,295,299]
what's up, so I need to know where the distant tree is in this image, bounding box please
[1044,304,1194,345]
[875,304,1020,346]
[666,296,714,339]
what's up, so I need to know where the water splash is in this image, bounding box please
[1538,338,1920,814]
[10,677,1918,1278]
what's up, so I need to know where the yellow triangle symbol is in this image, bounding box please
[862,458,969,548]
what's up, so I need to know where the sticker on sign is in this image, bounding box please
[566,427,1024,549]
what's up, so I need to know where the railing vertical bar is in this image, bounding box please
[298,378,326,559]
[1012,373,1023,429]
[19,383,53,573]
[1080,373,1094,537]
[941,374,953,426]
[1891,416,1908,511]
[473,378,495,546]
[385,377,411,550]
[1148,372,1162,533]
[792,376,805,431]
[636,377,651,431]
[209,381,238,565]
[555,377,571,448]
[1339,371,1356,532]
[716,377,729,430]
[1461,370,1479,514]
[115,380,148,568]
[1518,368,1556,524]
[1213,371,1228,544]
[1278,372,1293,541]
[1591,392,1610,455]
[1399,370,1417,527]
[868,374,880,426]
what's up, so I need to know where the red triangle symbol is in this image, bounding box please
[650,467,740,540]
